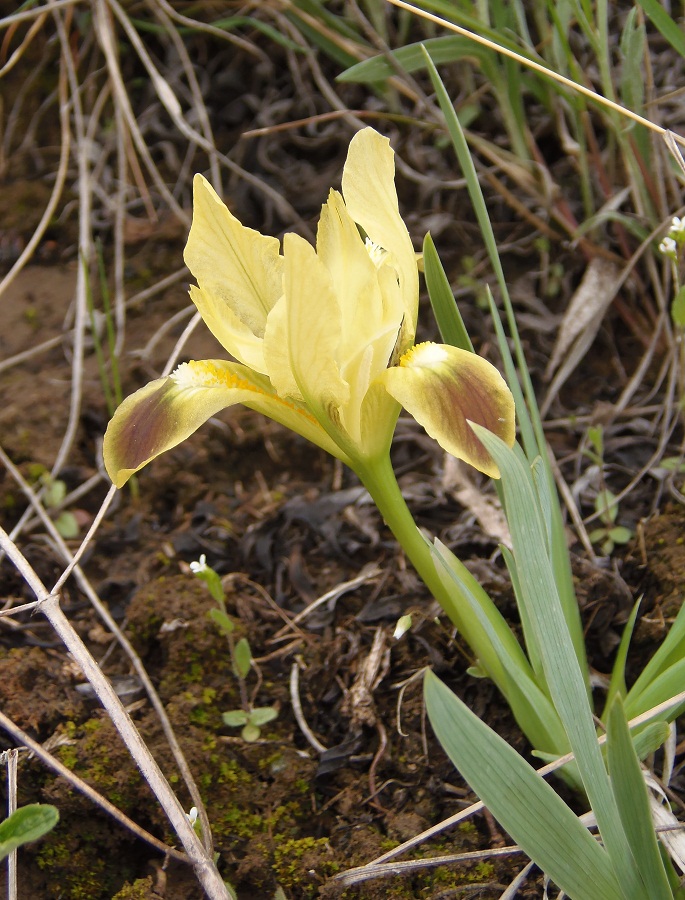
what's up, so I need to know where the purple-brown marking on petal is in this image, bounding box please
[377,342,515,478]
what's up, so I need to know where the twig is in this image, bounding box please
[0,525,229,899]
[0,711,187,863]
[6,749,17,900]
[0,447,215,857]
[289,661,327,754]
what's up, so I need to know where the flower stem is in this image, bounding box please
[353,454,469,635]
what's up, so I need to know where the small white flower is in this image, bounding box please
[669,216,685,239]
[189,554,207,574]
[393,614,412,640]
[659,236,677,257]
[186,806,198,825]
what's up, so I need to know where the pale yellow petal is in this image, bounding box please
[283,232,350,437]
[317,189,377,328]
[317,190,404,377]
[262,294,300,400]
[358,380,402,461]
[183,175,283,357]
[189,285,267,374]
[376,342,516,478]
[341,128,419,333]
[103,360,348,488]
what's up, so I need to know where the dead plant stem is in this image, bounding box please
[0,525,230,899]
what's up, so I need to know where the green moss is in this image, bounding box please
[470,860,496,881]
[111,876,154,899]
[35,839,114,898]
[217,758,252,786]
[54,718,140,810]
[219,805,265,840]
[272,836,339,897]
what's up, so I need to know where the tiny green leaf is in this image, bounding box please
[55,511,79,539]
[208,608,235,636]
[249,707,278,727]
[0,805,59,861]
[42,476,66,508]
[241,723,261,742]
[222,710,248,727]
[671,286,685,328]
[233,638,252,679]
[608,526,633,545]
[595,489,619,524]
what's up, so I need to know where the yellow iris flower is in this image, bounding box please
[104,128,514,488]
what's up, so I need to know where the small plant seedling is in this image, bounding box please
[190,556,279,742]
[582,424,605,467]
[29,466,79,539]
[222,707,279,743]
[588,488,633,555]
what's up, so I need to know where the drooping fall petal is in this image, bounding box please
[103,360,348,488]
[377,342,516,478]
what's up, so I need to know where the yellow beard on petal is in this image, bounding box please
[171,360,319,425]
[398,341,448,368]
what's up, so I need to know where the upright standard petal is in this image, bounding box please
[103,360,349,488]
[377,342,516,478]
[283,232,351,443]
[341,129,419,336]
[183,175,284,369]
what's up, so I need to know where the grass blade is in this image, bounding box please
[637,0,685,57]
[423,233,473,352]
[606,697,673,898]
[425,671,623,900]
[473,428,644,896]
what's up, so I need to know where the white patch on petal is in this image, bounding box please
[400,341,449,368]
[365,237,387,268]
[171,360,222,388]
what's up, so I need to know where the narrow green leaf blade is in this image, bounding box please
[432,540,568,754]
[606,697,672,898]
[604,599,641,715]
[627,600,685,705]
[424,672,622,900]
[637,0,685,56]
[473,428,642,894]
[626,658,685,723]
[338,36,493,83]
[423,233,474,352]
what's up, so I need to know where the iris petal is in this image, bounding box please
[283,232,351,439]
[103,360,348,488]
[184,175,283,368]
[341,129,418,337]
[377,342,516,478]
